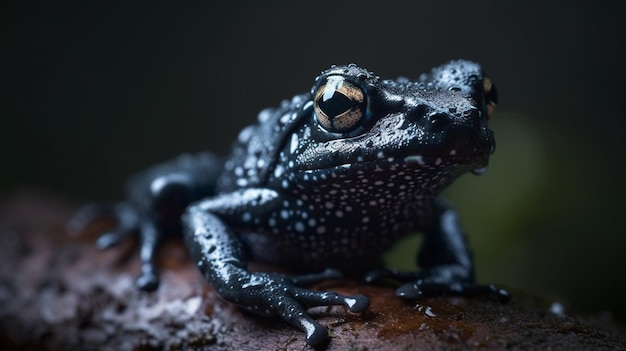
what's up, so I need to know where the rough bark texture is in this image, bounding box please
[1,190,624,350]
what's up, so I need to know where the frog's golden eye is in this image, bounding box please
[314,76,366,133]
[483,75,498,119]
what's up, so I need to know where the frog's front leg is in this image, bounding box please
[182,189,370,346]
[365,199,510,302]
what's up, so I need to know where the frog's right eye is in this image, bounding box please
[314,76,367,133]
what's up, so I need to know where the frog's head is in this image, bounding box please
[289,61,497,194]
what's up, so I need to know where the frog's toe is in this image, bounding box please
[396,281,511,302]
[135,261,160,291]
[305,321,330,347]
[458,284,511,302]
[286,290,368,345]
[395,282,426,299]
[272,295,329,346]
[344,294,370,313]
[136,269,160,292]
[95,231,129,249]
[363,268,388,283]
[67,203,110,235]
[395,281,465,299]
[292,287,370,313]
[70,201,140,250]
[300,314,329,346]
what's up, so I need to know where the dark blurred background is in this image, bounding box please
[2,1,625,322]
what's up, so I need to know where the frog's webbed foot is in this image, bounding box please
[364,266,510,303]
[68,202,162,291]
[183,194,370,346]
[228,269,369,346]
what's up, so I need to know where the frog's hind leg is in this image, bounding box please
[69,152,224,292]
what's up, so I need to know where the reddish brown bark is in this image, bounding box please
[1,190,624,350]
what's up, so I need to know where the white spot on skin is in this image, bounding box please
[290,133,299,154]
[274,165,284,178]
[301,319,318,340]
[237,126,255,143]
[295,222,305,232]
[257,109,272,123]
[302,100,313,111]
[150,174,189,196]
[344,298,357,309]
[404,155,425,165]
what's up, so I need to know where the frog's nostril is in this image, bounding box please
[404,104,429,123]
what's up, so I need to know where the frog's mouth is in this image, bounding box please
[289,152,489,196]
[295,151,490,176]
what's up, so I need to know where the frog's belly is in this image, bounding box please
[240,221,418,274]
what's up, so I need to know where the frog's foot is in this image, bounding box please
[68,202,163,292]
[364,266,510,302]
[68,202,138,247]
[227,269,370,346]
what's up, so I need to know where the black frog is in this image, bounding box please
[70,60,507,346]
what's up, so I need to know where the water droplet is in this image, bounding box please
[472,166,488,175]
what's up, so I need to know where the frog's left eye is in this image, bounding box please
[314,76,366,133]
[483,75,498,119]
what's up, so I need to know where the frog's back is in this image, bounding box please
[217,94,310,193]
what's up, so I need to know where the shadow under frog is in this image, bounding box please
[69,60,508,346]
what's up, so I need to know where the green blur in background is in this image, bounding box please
[1,1,625,322]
